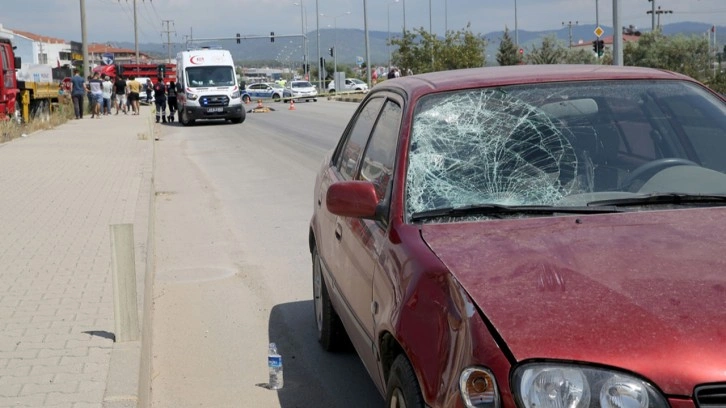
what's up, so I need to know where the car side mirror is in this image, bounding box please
[326,181,379,219]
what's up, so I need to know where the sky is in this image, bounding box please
[1,0,725,45]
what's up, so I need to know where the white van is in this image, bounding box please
[175,48,245,125]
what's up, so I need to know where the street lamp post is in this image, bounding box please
[402,0,406,33]
[429,0,434,70]
[293,2,307,79]
[387,0,399,69]
[514,0,519,47]
[320,11,350,78]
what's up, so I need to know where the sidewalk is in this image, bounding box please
[0,109,156,407]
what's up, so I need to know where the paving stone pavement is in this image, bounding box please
[0,110,156,407]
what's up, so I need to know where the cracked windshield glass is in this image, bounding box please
[406,80,726,219]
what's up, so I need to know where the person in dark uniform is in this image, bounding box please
[153,79,167,123]
[166,81,178,123]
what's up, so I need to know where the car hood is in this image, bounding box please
[421,208,726,395]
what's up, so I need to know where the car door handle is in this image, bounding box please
[335,223,342,240]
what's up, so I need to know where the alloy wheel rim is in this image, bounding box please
[389,388,407,408]
[313,255,323,333]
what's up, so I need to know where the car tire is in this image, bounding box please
[180,109,194,126]
[273,93,281,102]
[385,354,425,408]
[312,247,348,351]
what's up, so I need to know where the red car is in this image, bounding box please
[308,65,726,408]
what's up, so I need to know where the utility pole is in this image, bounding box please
[80,0,89,76]
[647,0,656,31]
[647,4,672,30]
[562,21,578,48]
[613,0,623,65]
[316,0,321,92]
[161,20,175,63]
[134,0,139,68]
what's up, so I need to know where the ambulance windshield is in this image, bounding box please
[186,66,236,88]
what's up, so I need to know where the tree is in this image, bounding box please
[390,25,487,74]
[563,48,598,65]
[624,30,710,81]
[496,27,521,66]
[525,35,567,65]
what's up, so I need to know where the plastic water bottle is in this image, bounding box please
[268,342,283,389]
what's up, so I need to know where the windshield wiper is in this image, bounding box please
[411,203,623,221]
[587,193,726,207]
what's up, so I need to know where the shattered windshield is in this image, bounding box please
[406,80,726,220]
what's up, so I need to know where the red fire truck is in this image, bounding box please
[0,38,60,123]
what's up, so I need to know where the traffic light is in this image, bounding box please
[329,47,334,57]
[592,40,598,53]
[597,40,605,57]
[270,32,275,43]
[236,33,241,44]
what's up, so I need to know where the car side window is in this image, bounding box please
[359,101,401,201]
[337,97,386,180]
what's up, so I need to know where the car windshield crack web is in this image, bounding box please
[406,89,582,217]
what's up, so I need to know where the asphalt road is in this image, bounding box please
[150,99,385,407]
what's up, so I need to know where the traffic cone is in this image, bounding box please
[288,100,296,110]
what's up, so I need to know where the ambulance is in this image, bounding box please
[176,48,245,126]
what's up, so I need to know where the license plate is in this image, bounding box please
[207,107,223,113]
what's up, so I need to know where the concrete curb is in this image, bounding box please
[102,113,156,408]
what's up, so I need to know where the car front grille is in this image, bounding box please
[695,384,726,408]
[200,95,229,107]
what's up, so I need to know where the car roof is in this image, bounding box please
[375,65,695,97]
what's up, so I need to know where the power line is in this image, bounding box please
[161,20,176,63]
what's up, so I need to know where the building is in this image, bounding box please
[0,23,152,71]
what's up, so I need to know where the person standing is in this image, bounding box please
[70,69,86,119]
[86,75,93,114]
[145,79,153,104]
[101,76,113,115]
[88,72,103,118]
[127,76,141,115]
[166,81,178,123]
[113,75,128,114]
[153,79,167,123]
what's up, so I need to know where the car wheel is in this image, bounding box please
[273,93,281,102]
[385,354,425,408]
[312,247,348,351]
[180,109,193,126]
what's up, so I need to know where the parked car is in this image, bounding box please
[134,77,153,105]
[285,80,318,102]
[309,65,726,407]
[327,78,369,94]
[245,82,290,102]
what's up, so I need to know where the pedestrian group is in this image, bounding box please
[69,68,177,123]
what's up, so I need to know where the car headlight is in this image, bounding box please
[231,90,240,99]
[460,367,500,408]
[513,363,668,408]
[186,92,198,101]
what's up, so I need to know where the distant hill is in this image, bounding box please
[123,21,723,68]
